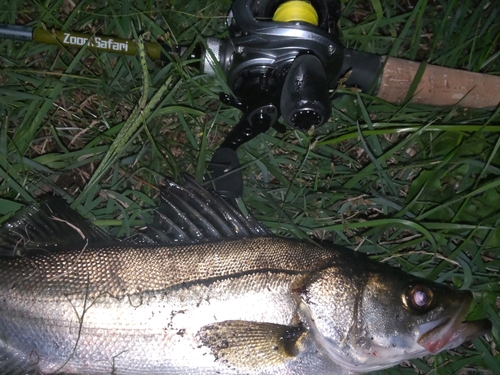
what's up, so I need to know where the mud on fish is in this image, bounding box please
[0,176,492,374]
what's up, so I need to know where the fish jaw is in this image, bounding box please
[419,318,492,354]
[417,292,492,354]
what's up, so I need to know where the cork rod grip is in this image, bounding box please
[376,57,500,109]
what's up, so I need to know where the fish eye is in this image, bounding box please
[402,283,434,313]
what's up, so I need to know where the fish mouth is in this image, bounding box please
[417,293,492,354]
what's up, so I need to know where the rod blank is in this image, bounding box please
[0,24,32,41]
[0,23,193,62]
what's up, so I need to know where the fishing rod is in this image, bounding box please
[0,24,201,63]
[2,0,500,196]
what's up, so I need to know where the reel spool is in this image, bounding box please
[272,1,319,25]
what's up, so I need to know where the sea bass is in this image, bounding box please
[0,176,491,375]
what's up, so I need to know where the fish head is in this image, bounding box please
[299,260,491,373]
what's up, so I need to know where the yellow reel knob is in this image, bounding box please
[272,1,319,26]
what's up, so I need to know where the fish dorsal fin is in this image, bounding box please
[0,197,117,257]
[0,175,271,254]
[143,175,271,245]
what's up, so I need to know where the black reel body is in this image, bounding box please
[231,0,343,130]
[204,0,344,197]
[207,0,343,142]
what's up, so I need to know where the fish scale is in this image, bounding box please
[1,243,316,374]
[0,176,492,375]
[1,237,335,298]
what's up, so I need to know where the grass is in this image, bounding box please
[0,0,499,373]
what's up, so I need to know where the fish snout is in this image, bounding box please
[417,290,491,354]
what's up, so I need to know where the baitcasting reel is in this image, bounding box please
[203,0,344,148]
[200,0,380,196]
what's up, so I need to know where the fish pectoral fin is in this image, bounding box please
[197,320,305,370]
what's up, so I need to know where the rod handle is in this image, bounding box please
[377,57,500,109]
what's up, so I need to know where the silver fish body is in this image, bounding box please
[0,178,491,375]
[0,237,349,374]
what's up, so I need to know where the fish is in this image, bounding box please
[0,175,491,375]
